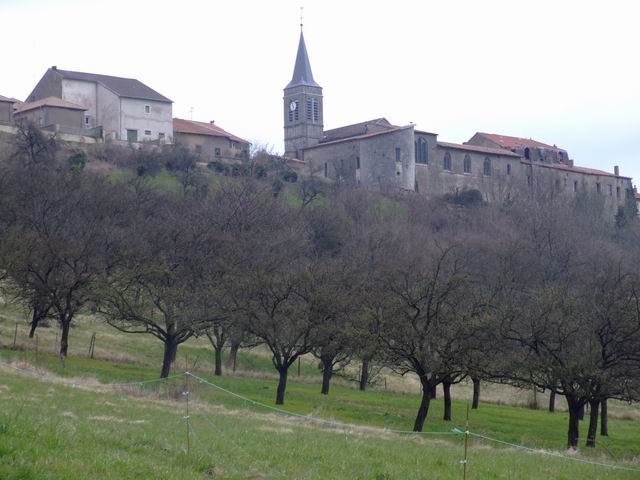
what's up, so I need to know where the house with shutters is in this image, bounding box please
[26,67,172,142]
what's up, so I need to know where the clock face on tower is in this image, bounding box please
[289,101,297,112]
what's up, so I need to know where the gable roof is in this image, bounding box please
[286,30,320,88]
[0,94,17,103]
[173,118,249,144]
[14,96,86,114]
[304,124,413,150]
[473,132,558,150]
[437,141,521,158]
[530,161,631,179]
[321,118,395,143]
[53,68,172,103]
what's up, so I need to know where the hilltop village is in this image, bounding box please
[1,31,638,217]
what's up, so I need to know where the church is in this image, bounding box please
[283,29,635,215]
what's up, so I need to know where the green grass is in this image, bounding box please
[1,303,640,478]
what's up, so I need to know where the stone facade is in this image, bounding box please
[173,118,250,162]
[284,31,635,219]
[13,97,86,129]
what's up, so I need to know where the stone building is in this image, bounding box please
[283,30,635,217]
[13,97,86,130]
[173,118,250,162]
[0,95,16,124]
[27,67,173,143]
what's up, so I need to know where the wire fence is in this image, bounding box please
[3,359,640,477]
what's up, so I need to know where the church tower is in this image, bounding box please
[283,28,323,158]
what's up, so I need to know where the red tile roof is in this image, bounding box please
[173,118,249,144]
[437,141,521,157]
[14,96,86,113]
[524,161,630,179]
[475,132,557,150]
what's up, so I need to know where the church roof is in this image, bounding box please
[437,141,521,157]
[530,161,631,179]
[51,67,172,103]
[286,31,320,88]
[321,118,395,143]
[173,118,249,144]
[474,132,558,150]
[305,124,413,150]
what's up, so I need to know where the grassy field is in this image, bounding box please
[1,303,640,479]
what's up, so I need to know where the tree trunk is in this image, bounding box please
[548,387,556,412]
[359,357,370,391]
[565,394,582,450]
[225,340,240,371]
[578,403,585,420]
[600,398,608,436]
[413,379,435,432]
[586,398,600,448]
[214,346,222,376]
[443,381,453,421]
[320,355,333,395]
[276,367,288,405]
[59,317,71,358]
[160,337,178,378]
[472,377,480,410]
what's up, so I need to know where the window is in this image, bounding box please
[463,154,471,174]
[158,133,165,140]
[443,152,452,171]
[608,184,613,196]
[573,180,578,192]
[483,157,491,176]
[415,138,428,164]
[144,105,150,114]
[524,147,530,160]
[214,147,221,157]
[596,183,601,194]
[616,186,621,199]
[144,130,151,136]
[84,116,90,126]
[507,163,511,175]
[306,98,319,122]
[324,162,328,178]
[395,147,401,162]
[356,157,360,169]
[288,100,299,122]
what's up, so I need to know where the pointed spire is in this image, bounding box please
[286,30,320,88]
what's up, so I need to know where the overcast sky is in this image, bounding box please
[2,0,639,185]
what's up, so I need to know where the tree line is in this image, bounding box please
[1,123,639,450]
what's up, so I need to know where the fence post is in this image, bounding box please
[13,323,18,348]
[88,333,96,359]
[183,373,191,456]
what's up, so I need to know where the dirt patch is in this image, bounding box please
[88,415,148,424]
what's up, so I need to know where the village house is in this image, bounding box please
[0,95,16,124]
[13,97,86,131]
[27,67,172,143]
[173,118,250,162]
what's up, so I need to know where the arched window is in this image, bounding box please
[463,154,471,174]
[415,138,428,164]
[443,152,452,171]
[483,157,491,176]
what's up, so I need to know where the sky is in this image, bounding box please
[1,0,639,186]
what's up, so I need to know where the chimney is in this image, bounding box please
[52,66,57,70]
[568,159,574,167]
[209,120,215,124]
[614,165,619,176]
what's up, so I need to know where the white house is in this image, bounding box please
[26,66,173,142]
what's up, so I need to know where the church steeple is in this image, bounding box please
[283,27,323,158]
[286,31,320,88]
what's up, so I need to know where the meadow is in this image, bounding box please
[1,303,640,479]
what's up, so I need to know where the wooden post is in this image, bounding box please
[184,373,190,456]
[13,323,18,348]
[88,333,96,359]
